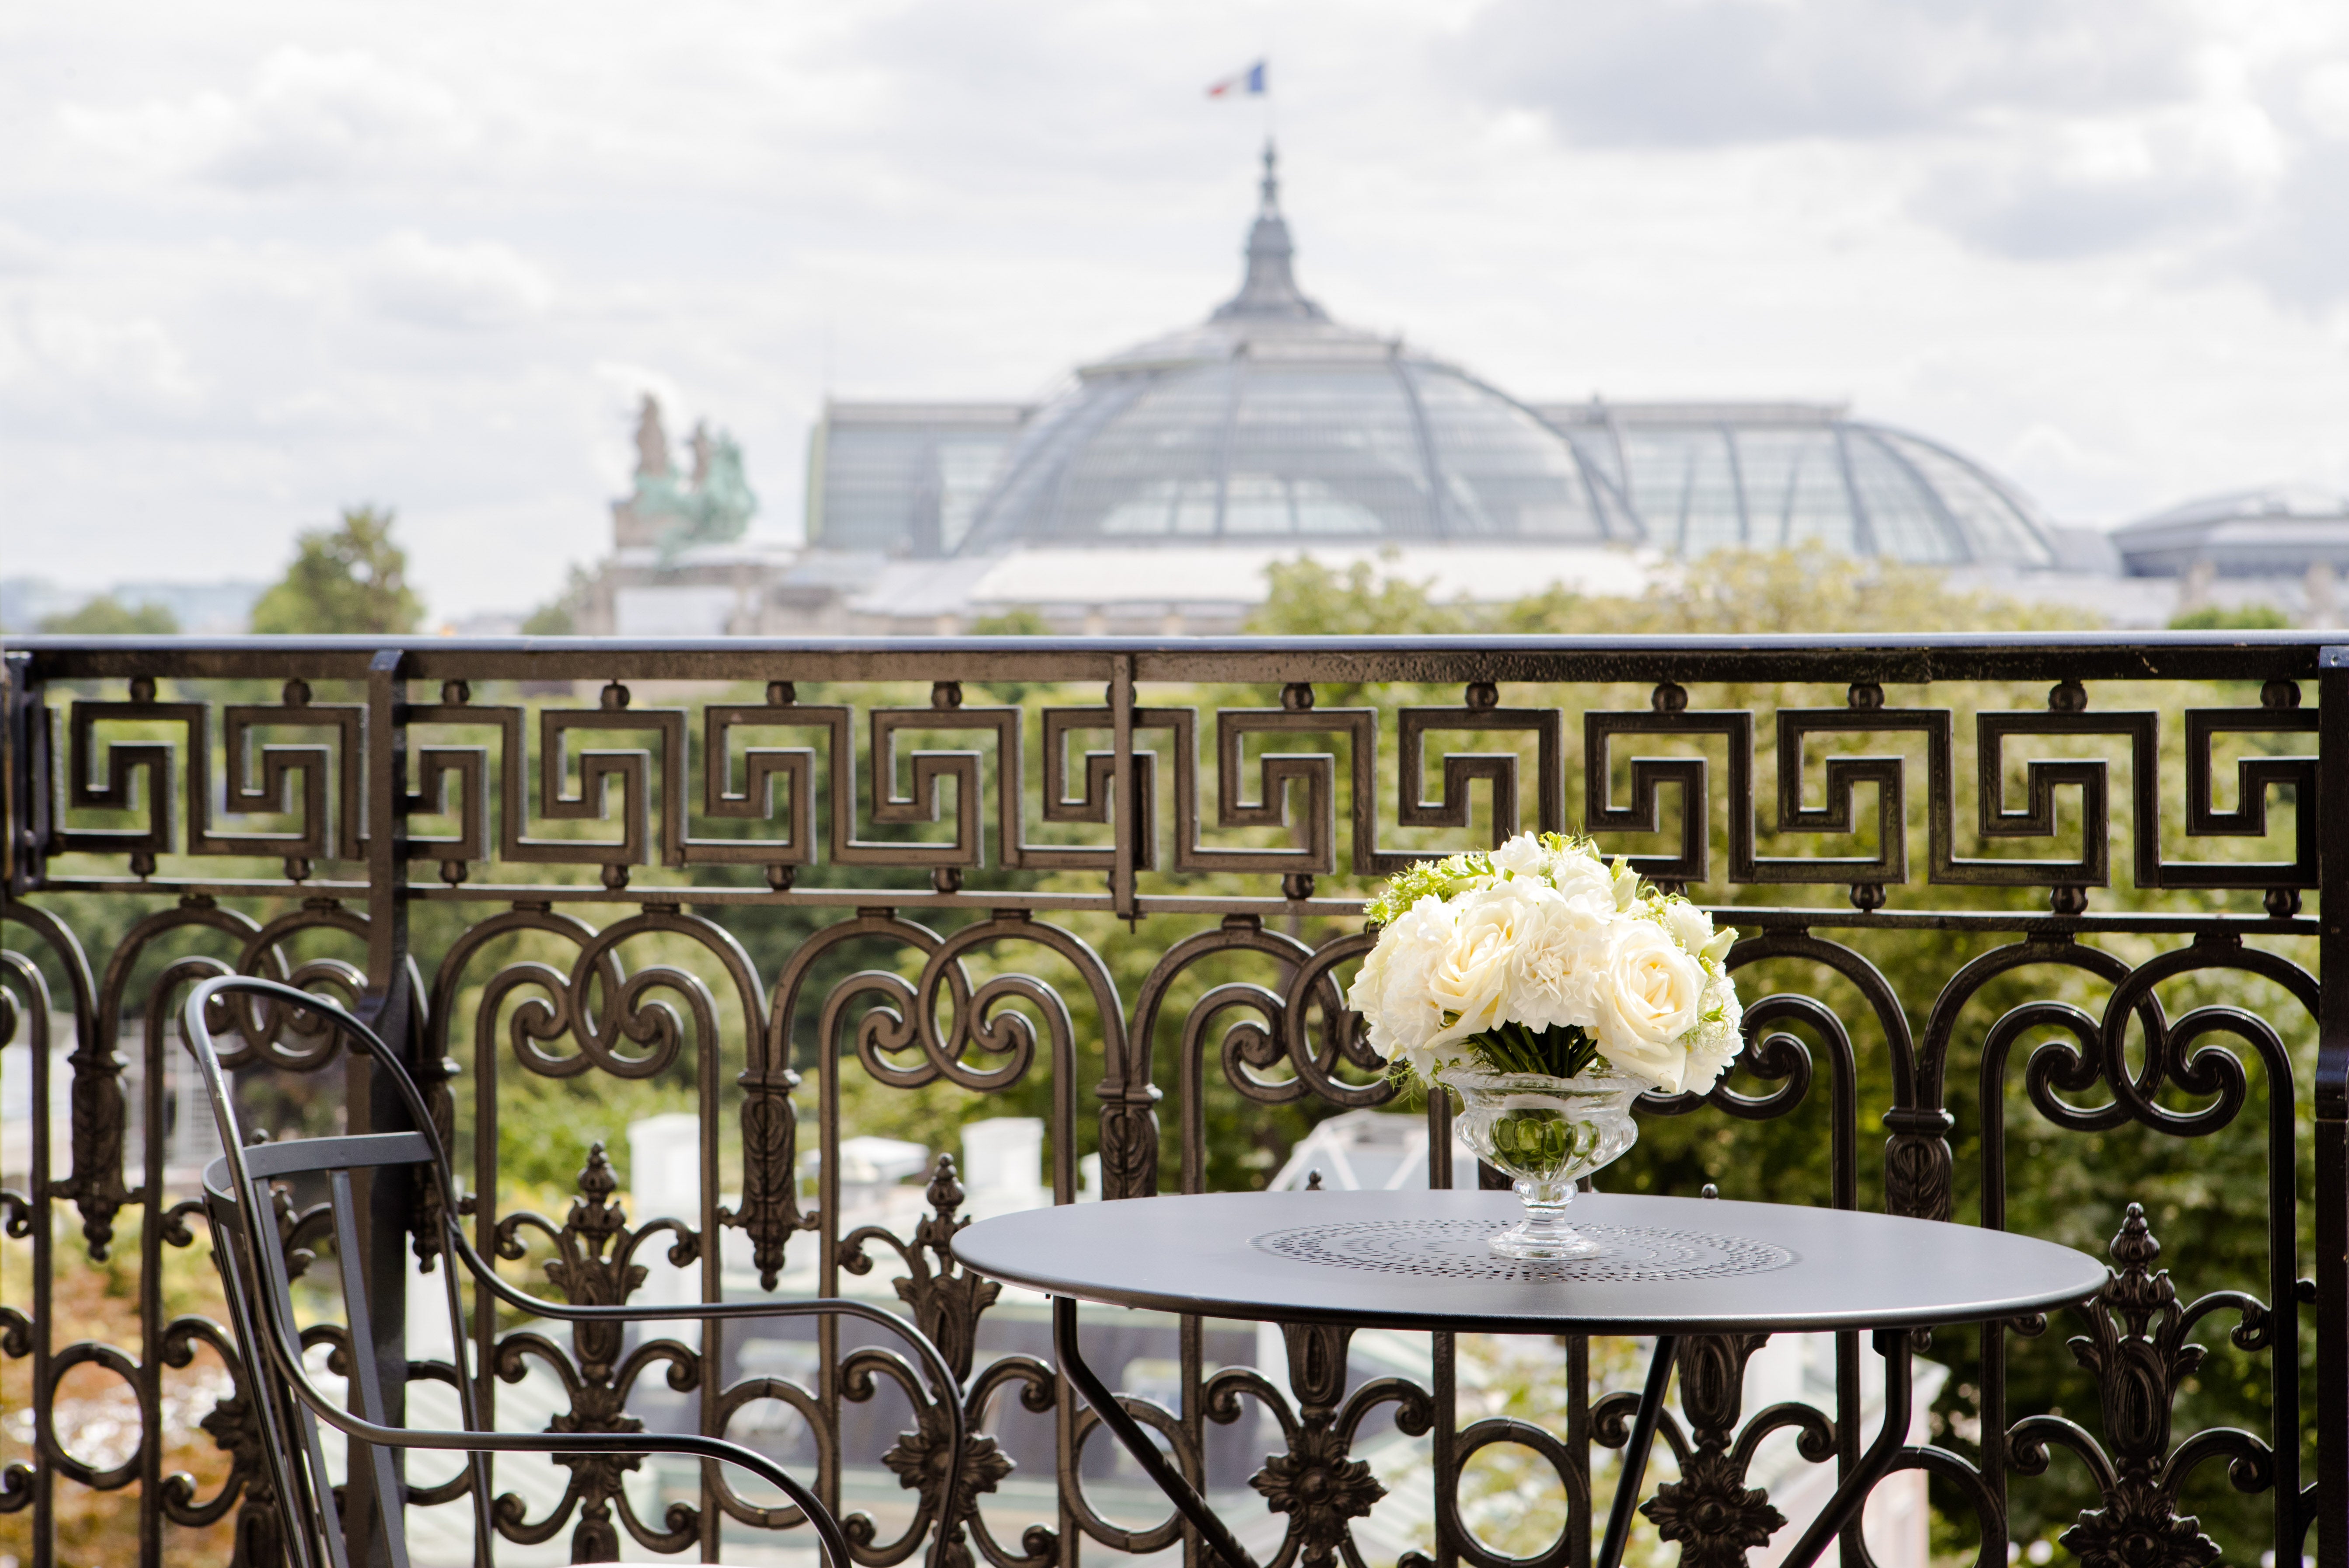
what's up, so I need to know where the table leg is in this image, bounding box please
[1594,1334,1679,1568]
[1053,1296,1262,1568]
[1772,1328,1914,1568]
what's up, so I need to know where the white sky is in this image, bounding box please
[6,0,2349,620]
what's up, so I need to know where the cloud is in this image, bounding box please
[0,224,51,277]
[1451,0,2196,147]
[1446,0,2349,299]
[0,304,203,419]
[1912,103,2284,260]
[62,45,477,189]
[362,231,551,331]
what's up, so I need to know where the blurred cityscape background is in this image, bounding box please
[7,4,2349,641]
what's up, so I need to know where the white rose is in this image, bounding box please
[1491,832,1549,878]
[1590,919,1707,1092]
[1659,898,1714,958]
[1423,882,1539,1048]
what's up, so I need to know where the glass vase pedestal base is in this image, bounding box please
[1440,1066,1644,1261]
[1488,1200,1606,1260]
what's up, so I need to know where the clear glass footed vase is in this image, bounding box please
[1441,1066,1642,1259]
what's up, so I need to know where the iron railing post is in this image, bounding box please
[1111,652,1136,920]
[1,651,48,896]
[349,648,413,1568]
[2317,647,2349,1568]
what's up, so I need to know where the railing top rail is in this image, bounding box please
[9,629,2345,684]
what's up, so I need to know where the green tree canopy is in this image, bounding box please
[1248,551,1480,635]
[2169,601,2293,630]
[249,505,424,634]
[970,606,1051,636]
[1250,547,2098,638]
[36,595,178,635]
[520,564,598,636]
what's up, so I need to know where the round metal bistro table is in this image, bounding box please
[953,1188,2107,1568]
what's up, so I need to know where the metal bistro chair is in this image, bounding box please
[183,974,963,1568]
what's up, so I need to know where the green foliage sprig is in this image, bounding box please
[1363,831,1615,927]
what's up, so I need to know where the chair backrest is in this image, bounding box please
[185,984,494,1568]
[204,1136,466,1568]
[183,974,908,1568]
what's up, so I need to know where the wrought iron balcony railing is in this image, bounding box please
[0,632,2342,1568]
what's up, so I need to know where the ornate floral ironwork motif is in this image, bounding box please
[493,1143,703,1562]
[883,1401,1014,1568]
[1251,1426,1384,1563]
[1642,1450,1784,1568]
[2009,1204,2272,1568]
[848,1155,1000,1381]
[195,1381,285,1568]
[847,1155,1018,1568]
[0,637,2339,1568]
[1230,1321,1432,1568]
[1639,1335,1793,1568]
[59,1022,129,1257]
[729,1051,808,1289]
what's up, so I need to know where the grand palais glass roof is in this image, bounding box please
[811,145,2058,570]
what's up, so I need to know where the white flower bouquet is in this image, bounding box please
[1349,831,1744,1256]
[1349,830,1744,1098]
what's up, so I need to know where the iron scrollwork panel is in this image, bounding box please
[0,647,2337,1568]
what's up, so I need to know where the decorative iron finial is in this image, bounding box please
[1261,138,1279,210]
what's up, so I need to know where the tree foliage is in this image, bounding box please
[970,606,1052,636]
[520,563,598,635]
[249,505,424,634]
[1251,547,2097,638]
[1250,554,1481,635]
[2170,602,2293,631]
[36,595,178,635]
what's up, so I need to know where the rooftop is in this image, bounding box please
[949,145,2059,570]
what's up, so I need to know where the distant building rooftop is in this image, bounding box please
[805,143,2061,573]
[2112,486,2349,578]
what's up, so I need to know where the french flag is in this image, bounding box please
[1206,61,1266,98]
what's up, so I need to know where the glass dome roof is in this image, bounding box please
[953,146,2055,569]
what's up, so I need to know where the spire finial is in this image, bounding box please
[1212,139,1326,324]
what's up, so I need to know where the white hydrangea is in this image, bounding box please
[1490,834,1550,879]
[1679,972,1745,1096]
[1508,882,1611,1032]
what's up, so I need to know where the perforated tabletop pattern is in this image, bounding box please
[1250,1218,1797,1284]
